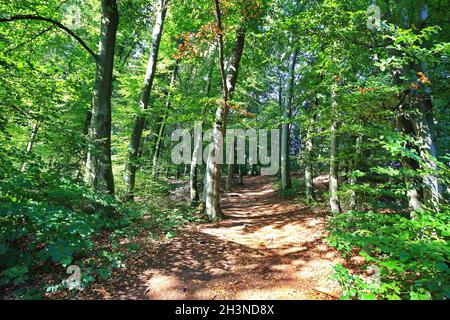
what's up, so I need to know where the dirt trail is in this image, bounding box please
[87,176,343,300]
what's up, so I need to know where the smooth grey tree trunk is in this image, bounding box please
[124,0,168,198]
[281,49,298,190]
[278,77,283,181]
[304,117,315,203]
[204,2,245,221]
[329,80,341,214]
[192,47,215,205]
[84,0,119,194]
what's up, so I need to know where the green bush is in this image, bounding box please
[0,200,100,285]
[0,160,202,297]
[327,208,450,300]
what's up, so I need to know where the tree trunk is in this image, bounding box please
[304,116,315,203]
[281,49,298,190]
[191,48,215,204]
[348,134,362,210]
[278,76,283,181]
[152,115,166,177]
[396,95,424,213]
[124,0,168,199]
[225,164,233,192]
[21,122,39,171]
[76,110,92,181]
[385,2,436,213]
[238,163,244,185]
[204,2,246,221]
[329,80,341,214]
[84,0,118,194]
[190,159,200,204]
[418,90,440,210]
[225,130,234,192]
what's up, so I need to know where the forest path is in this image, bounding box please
[89,176,343,300]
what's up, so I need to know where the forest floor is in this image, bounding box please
[80,175,344,300]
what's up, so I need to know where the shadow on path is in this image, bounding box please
[85,176,343,300]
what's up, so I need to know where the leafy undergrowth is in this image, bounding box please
[274,178,303,198]
[327,208,450,300]
[0,168,204,299]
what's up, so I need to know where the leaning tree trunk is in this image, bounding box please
[124,0,168,199]
[84,0,119,194]
[204,1,246,221]
[281,49,298,190]
[329,80,341,214]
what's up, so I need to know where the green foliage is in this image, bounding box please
[0,157,200,297]
[328,209,450,300]
[0,0,449,301]
[275,178,303,198]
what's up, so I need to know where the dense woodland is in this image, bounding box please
[0,0,449,300]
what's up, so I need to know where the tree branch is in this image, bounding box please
[0,15,98,61]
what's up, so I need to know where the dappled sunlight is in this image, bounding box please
[97,176,343,300]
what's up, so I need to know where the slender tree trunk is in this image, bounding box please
[348,134,362,210]
[21,122,39,171]
[137,129,152,161]
[204,3,246,221]
[191,48,215,204]
[152,115,167,177]
[225,135,234,191]
[329,80,341,214]
[278,76,283,181]
[124,0,168,198]
[25,122,39,153]
[190,158,200,204]
[225,164,233,192]
[281,49,298,190]
[238,163,244,185]
[76,110,92,181]
[84,0,118,194]
[304,116,315,203]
